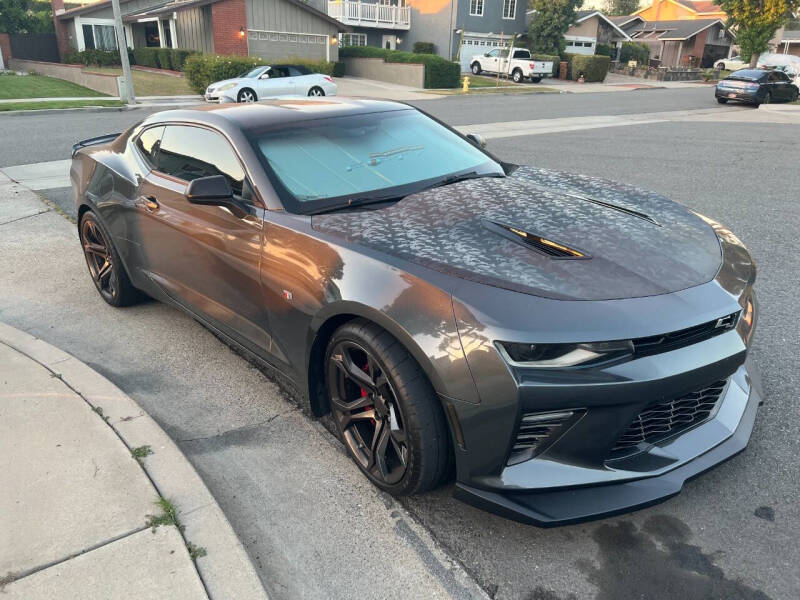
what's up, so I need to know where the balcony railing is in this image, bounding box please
[328,1,411,30]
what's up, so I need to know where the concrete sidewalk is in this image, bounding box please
[0,322,268,599]
[0,95,203,105]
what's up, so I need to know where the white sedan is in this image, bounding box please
[714,55,749,71]
[205,65,337,103]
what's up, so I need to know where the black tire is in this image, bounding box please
[531,76,542,84]
[756,92,771,106]
[237,88,257,103]
[79,211,140,307]
[308,86,325,97]
[512,68,523,83]
[471,62,481,75]
[791,90,799,102]
[717,63,726,71]
[325,319,450,496]
[717,97,728,104]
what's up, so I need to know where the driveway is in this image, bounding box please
[1,88,798,599]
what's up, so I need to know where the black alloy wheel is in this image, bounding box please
[325,320,450,495]
[79,211,138,307]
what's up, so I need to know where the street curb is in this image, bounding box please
[0,321,269,600]
[0,102,203,117]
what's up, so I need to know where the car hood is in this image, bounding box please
[312,166,722,301]
[208,78,243,90]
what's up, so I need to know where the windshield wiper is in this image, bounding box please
[426,171,503,192]
[313,194,406,215]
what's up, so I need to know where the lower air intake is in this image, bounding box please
[508,411,574,465]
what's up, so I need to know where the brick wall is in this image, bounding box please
[51,0,72,61]
[0,33,11,67]
[211,0,248,56]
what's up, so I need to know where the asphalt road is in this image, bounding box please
[1,88,799,599]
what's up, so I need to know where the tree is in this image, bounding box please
[0,0,53,34]
[719,0,800,66]
[527,0,583,56]
[604,0,641,16]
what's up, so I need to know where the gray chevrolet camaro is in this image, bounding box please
[71,98,760,525]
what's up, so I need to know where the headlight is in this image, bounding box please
[217,82,237,92]
[495,340,633,368]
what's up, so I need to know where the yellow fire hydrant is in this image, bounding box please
[462,76,470,93]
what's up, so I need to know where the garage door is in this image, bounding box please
[248,30,330,61]
[458,37,507,72]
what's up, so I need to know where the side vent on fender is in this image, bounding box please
[482,219,589,259]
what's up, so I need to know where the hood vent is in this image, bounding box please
[562,192,661,227]
[483,220,588,259]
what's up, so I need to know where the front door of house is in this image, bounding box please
[382,35,397,50]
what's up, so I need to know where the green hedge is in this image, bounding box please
[64,49,129,67]
[619,42,649,65]
[569,54,610,82]
[183,54,337,93]
[595,43,614,58]
[412,41,435,55]
[64,47,199,71]
[157,48,173,70]
[339,46,459,88]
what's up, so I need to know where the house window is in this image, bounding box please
[82,23,117,51]
[341,33,367,47]
[469,0,484,16]
[502,0,516,19]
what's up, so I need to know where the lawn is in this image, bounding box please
[0,74,106,99]
[0,100,124,112]
[464,74,522,88]
[83,67,194,96]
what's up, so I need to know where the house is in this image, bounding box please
[633,0,726,22]
[51,0,346,62]
[772,19,800,57]
[563,10,632,57]
[623,17,733,67]
[320,0,527,69]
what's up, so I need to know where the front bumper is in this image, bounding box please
[453,356,761,526]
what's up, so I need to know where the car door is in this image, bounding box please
[257,66,295,97]
[484,48,500,72]
[133,124,271,353]
[774,70,792,99]
[286,66,307,94]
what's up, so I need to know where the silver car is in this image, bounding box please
[205,65,337,103]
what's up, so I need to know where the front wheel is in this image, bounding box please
[325,319,450,495]
[717,63,726,71]
[237,88,257,103]
[471,62,481,75]
[717,97,728,104]
[308,86,325,97]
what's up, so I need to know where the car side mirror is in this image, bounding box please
[186,175,247,218]
[259,73,270,79]
[466,133,487,149]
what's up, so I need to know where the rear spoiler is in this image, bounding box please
[71,133,121,158]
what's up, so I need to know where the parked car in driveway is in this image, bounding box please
[70,98,761,526]
[714,55,750,71]
[470,48,553,83]
[715,68,799,105]
[204,65,337,103]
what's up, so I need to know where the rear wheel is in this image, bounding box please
[237,88,256,103]
[717,62,726,71]
[717,97,728,104]
[325,319,450,495]
[757,92,771,106]
[531,76,542,84]
[79,211,139,307]
[471,62,481,75]
[308,86,325,97]
[512,68,523,83]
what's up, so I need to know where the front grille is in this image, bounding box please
[508,411,574,465]
[611,380,728,454]
[632,312,739,357]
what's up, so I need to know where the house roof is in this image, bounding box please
[574,10,632,40]
[629,18,728,41]
[58,0,346,30]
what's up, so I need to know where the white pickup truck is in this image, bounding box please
[469,48,553,83]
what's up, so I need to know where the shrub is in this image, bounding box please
[286,57,336,76]
[569,54,610,82]
[183,54,338,92]
[157,48,173,70]
[339,46,459,88]
[64,49,121,67]
[170,49,198,71]
[595,43,614,57]
[332,61,345,77]
[619,42,649,65]
[133,47,160,68]
[413,41,435,54]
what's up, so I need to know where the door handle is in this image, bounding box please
[142,196,159,211]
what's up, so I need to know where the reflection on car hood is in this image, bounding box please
[312,166,723,301]
[208,79,242,90]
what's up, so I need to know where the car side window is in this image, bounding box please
[157,125,246,196]
[135,126,164,167]
[287,67,304,77]
[271,66,289,78]
[487,49,500,57]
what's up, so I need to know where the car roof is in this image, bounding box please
[141,97,412,132]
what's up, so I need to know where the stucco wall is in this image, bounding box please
[343,56,424,87]
[9,59,119,95]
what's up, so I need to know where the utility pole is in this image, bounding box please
[111,0,135,105]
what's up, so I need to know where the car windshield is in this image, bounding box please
[237,67,267,78]
[728,70,763,81]
[248,108,504,213]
